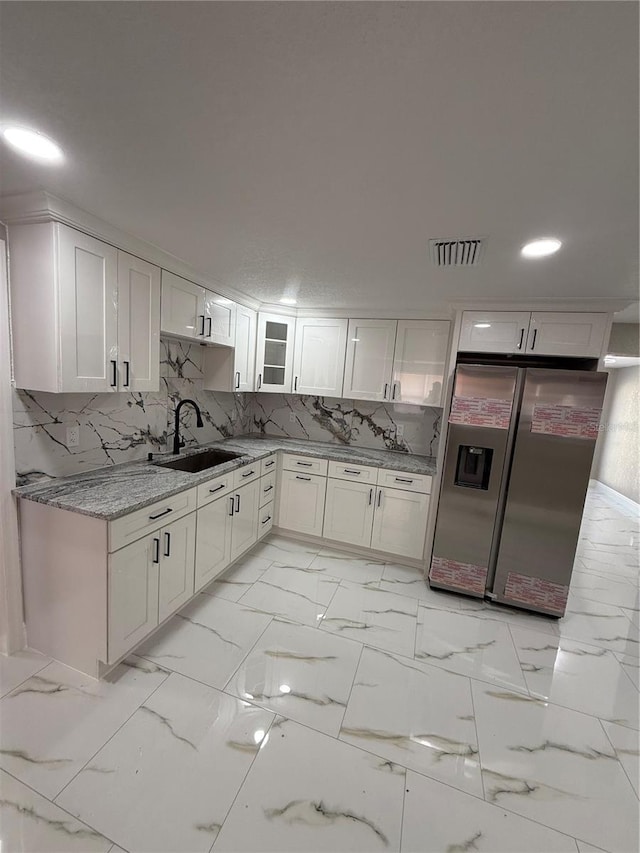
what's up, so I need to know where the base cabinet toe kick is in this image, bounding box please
[18,449,432,677]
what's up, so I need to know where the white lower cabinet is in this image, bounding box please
[323,478,375,547]
[108,535,159,664]
[258,501,274,538]
[195,493,233,592]
[230,478,260,562]
[158,514,196,622]
[370,486,429,559]
[278,469,327,537]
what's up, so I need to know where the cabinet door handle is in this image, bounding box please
[377,489,382,507]
[530,328,538,350]
[199,315,206,336]
[257,373,262,390]
[383,383,388,399]
[395,477,413,484]
[517,328,525,350]
[296,475,311,481]
[152,537,160,563]
[123,360,130,388]
[149,507,173,520]
[241,469,255,478]
[229,496,235,516]
[391,382,397,400]
[235,371,241,390]
[110,360,117,387]
[164,532,171,557]
[263,484,273,493]
[209,483,226,494]
[294,376,298,392]
[206,317,212,337]
[261,515,272,525]
[368,488,373,505]
[344,469,361,475]
[235,493,240,513]
[296,461,312,467]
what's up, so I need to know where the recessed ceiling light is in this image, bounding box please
[280,297,297,305]
[521,238,562,258]
[2,126,64,163]
[474,323,491,329]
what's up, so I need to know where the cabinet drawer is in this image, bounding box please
[261,454,277,476]
[109,488,197,553]
[377,468,431,494]
[281,453,328,476]
[197,471,234,507]
[328,460,378,483]
[258,503,274,538]
[259,472,276,507]
[233,462,261,488]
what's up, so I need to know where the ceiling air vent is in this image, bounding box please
[429,238,484,267]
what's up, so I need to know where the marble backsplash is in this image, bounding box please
[13,339,440,484]
[13,339,250,485]
[248,394,440,456]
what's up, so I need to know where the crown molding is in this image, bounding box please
[448,297,631,314]
[0,191,261,311]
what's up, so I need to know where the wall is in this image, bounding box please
[13,339,250,485]
[593,366,640,504]
[608,323,640,356]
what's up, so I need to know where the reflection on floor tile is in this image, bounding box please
[401,769,578,852]
[415,606,528,693]
[212,717,405,852]
[0,657,168,799]
[340,647,482,796]
[225,619,362,736]
[472,682,639,852]
[0,769,112,853]
[57,673,275,853]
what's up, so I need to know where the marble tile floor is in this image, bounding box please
[1,484,638,852]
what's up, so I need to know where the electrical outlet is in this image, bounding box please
[289,412,296,423]
[66,425,80,448]
[396,424,405,439]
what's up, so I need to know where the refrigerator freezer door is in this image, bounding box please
[491,369,607,616]
[430,365,519,597]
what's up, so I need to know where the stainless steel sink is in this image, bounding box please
[155,449,243,473]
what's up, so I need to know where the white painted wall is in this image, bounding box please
[0,234,26,653]
[593,366,640,505]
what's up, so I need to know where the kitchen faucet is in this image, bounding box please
[172,399,204,454]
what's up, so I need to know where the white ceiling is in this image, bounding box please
[0,2,638,313]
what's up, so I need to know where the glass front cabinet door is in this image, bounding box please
[255,313,296,393]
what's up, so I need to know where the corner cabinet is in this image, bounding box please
[8,221,160,393]
[459,311,608,358]
[203,304,257,393]
[255,313,296,393]
[343,319,398,402]
[292,318,348,396]
[161,270,236,347]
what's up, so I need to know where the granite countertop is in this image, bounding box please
[13,436,437,521]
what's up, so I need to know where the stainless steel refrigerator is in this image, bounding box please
[429,364,607,616]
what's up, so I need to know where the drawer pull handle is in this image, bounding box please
[295,461,313,467]
[152,537,160,563]
[261,515,272,525]
[209,484,226,494]
[164,532,171,557]
[395,477,413,484]
[344,469,361,475]
[263,485,273,493]
[264,460,275,468]
[296,475,311,481]
[229,496,235,516]
[242,469,255,478]
[149,507,173,520]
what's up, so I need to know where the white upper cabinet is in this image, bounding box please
[391,320,450,407]
[343,319,397,402]
[203,304,256,393]
[526,312,609,357]
[292,318,348,396]
[8,222,160,393]
[256,313,296,393]
[117,252,161,392]
[161,270,236,347]
[459,311,531,354]
[459,310,609,358]
[160,271,204,341]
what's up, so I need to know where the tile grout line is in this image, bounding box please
[596,714,639,798]
[0,657,52,701]
[467,674,486,803]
